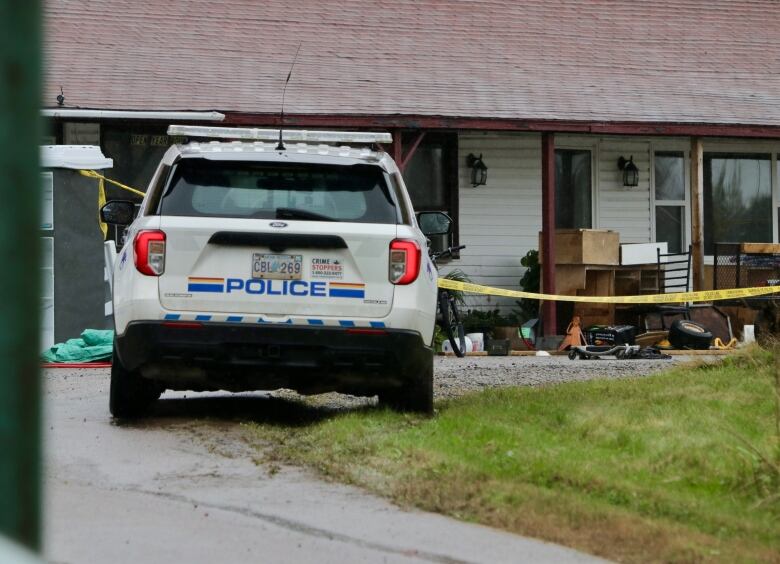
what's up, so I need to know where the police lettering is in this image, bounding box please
[226,278,327,297]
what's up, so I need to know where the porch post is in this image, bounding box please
[690,137,705,290]
[392,129,403,170]
[541,133,557,336]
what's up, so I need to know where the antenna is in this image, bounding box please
[277,43,302,151]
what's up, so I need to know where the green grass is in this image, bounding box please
[250,348,780,563]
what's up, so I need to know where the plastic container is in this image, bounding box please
[442,335,473,354]
[466,332,484,352]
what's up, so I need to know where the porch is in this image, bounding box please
[428,131,780,336]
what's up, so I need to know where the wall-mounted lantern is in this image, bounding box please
[466,153,488,187]
[617,155,639,187]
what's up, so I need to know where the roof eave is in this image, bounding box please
[223,113,780,139]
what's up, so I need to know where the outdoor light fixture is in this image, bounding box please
[466,153,488,187]
[617,155,639,187]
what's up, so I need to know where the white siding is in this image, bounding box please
[438,134,780,311]
[596,139,652,243]
[440,132,541,312]
[440,133,658,313]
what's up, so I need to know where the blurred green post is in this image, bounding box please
[0,0,42,551]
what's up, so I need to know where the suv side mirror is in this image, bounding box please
[101,200,136,225]
[417,211,452,237]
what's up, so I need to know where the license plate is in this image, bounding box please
[252,253,303,280]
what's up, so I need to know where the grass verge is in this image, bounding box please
[249,348,780,563]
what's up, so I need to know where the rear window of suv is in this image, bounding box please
[157,159,398,224]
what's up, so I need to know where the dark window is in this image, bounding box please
[402,132,458,252]
[159,159,398,224]
[555,149,592,229]
[101,124,180,199]
[654,152,685,200]
[656,205,685,255]
[703,153,772,255]
[654,152,686,254]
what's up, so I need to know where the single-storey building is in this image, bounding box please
[43,0,780,336]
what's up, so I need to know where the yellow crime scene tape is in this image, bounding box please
[79,170,146,240]
[71,167,780,305]
[437,277,780,304]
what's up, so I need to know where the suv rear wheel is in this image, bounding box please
[379,361,434,415]
[109,341,163,419]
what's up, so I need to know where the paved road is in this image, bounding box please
[43,366,605,564]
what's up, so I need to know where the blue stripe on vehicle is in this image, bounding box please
[328,289,365,299]
[307,319,324,325]
[226,316,243,322]
[338,320,356,327]
[257,318,269,323]
[195,315,212,321]
[164,314,181,321]
[370,321,386,328]
[187,283,225,293]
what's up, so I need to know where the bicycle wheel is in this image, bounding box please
[439,291,466,357]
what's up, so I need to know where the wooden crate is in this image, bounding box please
[539,229,619,265]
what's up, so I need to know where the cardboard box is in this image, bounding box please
[539,229,619,265]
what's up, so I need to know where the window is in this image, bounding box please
[40,172,54,230]
[555,149,592,229]
[102,125,181,198]
[703,153,772,255]
[654,152,686,253]
[41,237,54,350]
[403,132,458,252]
[159,160,398,224]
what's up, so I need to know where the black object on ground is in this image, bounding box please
[568,344,671,360]
[584,325,637,346]
[485,339,510,356]
[668,319,712,350]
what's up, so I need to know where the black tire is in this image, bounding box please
[439,291,466,357]
[109,341,162,419]
[379,359,434,415]
[568,349,578,360]
[668,319,713,350]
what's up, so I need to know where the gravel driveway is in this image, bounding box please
[278,353,702,410]
[433,354,686,399]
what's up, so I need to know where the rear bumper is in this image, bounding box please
[114,321,432,395]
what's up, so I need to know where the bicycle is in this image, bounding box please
[431,245,467,357]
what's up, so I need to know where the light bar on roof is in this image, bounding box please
[167,125,393,145]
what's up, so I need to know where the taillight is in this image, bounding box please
[389,239,421,285]
[134,230,166,276]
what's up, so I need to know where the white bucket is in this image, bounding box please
[466,332,484,352]
[442,335,473,354]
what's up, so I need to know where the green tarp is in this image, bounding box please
[41,329,113,363]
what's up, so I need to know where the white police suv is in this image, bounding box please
[101,126,451,418]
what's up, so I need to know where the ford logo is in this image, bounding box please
[270,221,288,228]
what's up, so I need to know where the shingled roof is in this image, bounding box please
[43,0,780,128]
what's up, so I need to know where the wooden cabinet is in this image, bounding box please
[549,264,659,329]
[539,229,657,330]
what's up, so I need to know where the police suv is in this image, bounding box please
[102,126,451,418]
